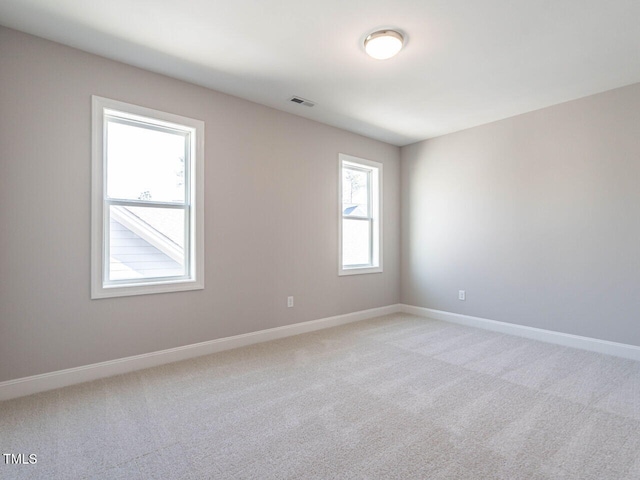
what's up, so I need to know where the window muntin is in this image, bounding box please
[339,154,382,275]
[92,96,204,298]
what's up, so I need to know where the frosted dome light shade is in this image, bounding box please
[364,30,404,60]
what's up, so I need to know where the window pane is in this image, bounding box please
[342,218,371,266]
[108,205,186,281]
[106,120,187,203]
[342,167,369,217]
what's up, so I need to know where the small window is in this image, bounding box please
[339,154,383,275]
[91,96,204,298]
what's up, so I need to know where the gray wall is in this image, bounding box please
[0,27,400,382]
[401,82,640,346]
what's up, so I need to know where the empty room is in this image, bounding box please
[1,1,639,478]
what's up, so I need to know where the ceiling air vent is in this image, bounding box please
[289,96,315,107]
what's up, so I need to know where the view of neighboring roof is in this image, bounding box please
[108,206,185,280]
[109,216,184,280]
[343,205,367,216]
[122,206,184,248]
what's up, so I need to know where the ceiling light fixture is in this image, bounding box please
[364,30,404,60]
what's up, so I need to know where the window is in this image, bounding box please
[91,96,204,298]
[339,154,383,275]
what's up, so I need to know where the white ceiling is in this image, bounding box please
[2,0,639,146]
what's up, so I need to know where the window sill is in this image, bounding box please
[339,266,383,276]
[91,278,204,299]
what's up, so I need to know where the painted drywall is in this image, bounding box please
[0,27,400,382]
[401,82,640,346]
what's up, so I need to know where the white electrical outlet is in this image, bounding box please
[287,296,294,308]
[458,290,466,301]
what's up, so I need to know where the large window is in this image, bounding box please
[339,154,383,275]
[91,96,204,298]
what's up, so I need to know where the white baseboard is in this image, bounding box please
[6,303,637,402]
[0,304,402,401]
[400,304,640,362]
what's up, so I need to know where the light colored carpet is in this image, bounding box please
[2,313,640,479]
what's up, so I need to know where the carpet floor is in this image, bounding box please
[2,313,640,479]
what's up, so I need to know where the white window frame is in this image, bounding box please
[91,96,204,298]
[339,153,383,276]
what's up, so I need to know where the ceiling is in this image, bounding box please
[1,0,639,146]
